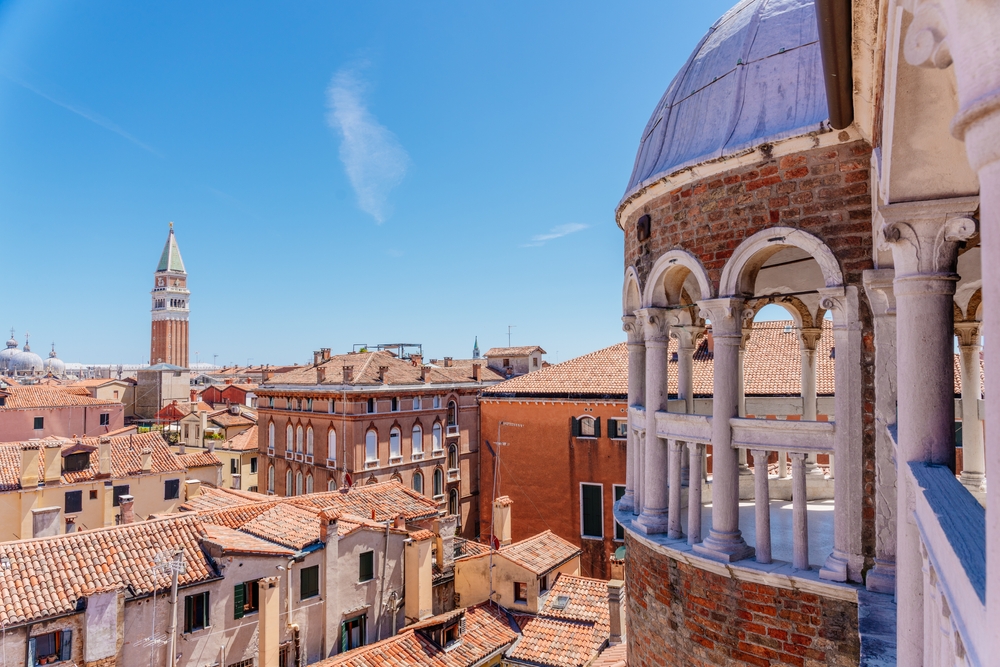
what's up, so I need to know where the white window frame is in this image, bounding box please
[413,396,421,411]
[578,415,597,438]
[580,482,604,540]
[327,428,337,464]
[389,428,402,461]
[285,469,293,497]
[296,472,303,496]
[286,425,293,451]
[412,425,423,458]
[306,474,314,494]
[432,423,443,453]
[365,430,378,463]
[306,427,314,456]
[268,422,275,449]
[433,396,441,409]
[412,470,424,495]
[296,426,304,453]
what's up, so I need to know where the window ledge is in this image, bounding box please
[364,461,379,470]
[575,436,599,440]
[411,452,425,461]
[580,535,604,541]
[326,459,337,468]
[388,456,403,465]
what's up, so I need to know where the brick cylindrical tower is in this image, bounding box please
[150,222,190,367]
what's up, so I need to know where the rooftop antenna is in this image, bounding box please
[488,420,523,607]
[507,325,516,347]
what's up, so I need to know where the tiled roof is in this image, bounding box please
[0,384,122,409]
[218,424,260,452]
[507,616,608,667]
[589,643,627,667]
[455,538,491,559]
[0,514,215,627]
[540,574,610,626]
[483,343,626,398]
[178,486,268,511]
[0,432,184,491]
[500,531,581,576]
[261,350,504,389]
[484,346,546,357]
[313,604,518,667]
[210,409,257,428]
[201,523,295,556]
[176,451,223,468]
[290,480,441,521]
[225,503,323,551]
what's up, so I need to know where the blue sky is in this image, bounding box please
[0,0,746,367]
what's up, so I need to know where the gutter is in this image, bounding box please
[815,0,853,129]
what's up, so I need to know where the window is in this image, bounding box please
[307,427,314,455]
[341,615,366,652]
[285,469,293,496]
[581,483,604,538]
[412,425,423,455]
[63,452,90,473]
[28,630,71,665]
[306,399,313,411]
[367,398,376,414]
[300,565,319,599]
[33,416,44,430]
[447,401,458,426]
[113,390,119,399]
[514,582,528,603]
[296,472,303,496]
[65,490,83,514]
[389,428,401,459]
[89,489,98,500]
[503,358,510,367]
[268,422,275,449]
[328,479,337,491]
[432,423,442,452]
[412,471,424,494]
[328,399,335,414]
[268,466,274,494]
[448,444,458,470]
[286,425,293,451]
[572,416,601,438]
[609,419,628,439]
[230,459,238,475]
[233,580,260,619]
[165,479,180,500]
[365,430,378,462]
[184,591,210,633]
[112,485,130,507]
[449,488,459,516]
[533,356,539,368]
[614,485,626,540]
[250,457,258,474]
[328,429,337,462]
[413,396,421,410]
[296,426,304,453]
[306,474,314,494]
[433,396,440,409]
[433,469,444,497]
[391,397,399,412]
[269,397,274,408]
[99,413,110,426]
[359,551,374,582]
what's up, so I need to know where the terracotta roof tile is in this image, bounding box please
[178,486,269,511]
[210,409,257,428]
[507,616,607,667]
[217,424,259,452]
[500,531,581,576]
[540,574,611,626]
[482,344,627,398]
[484,346,546,357]
[290,480,441,521]
[588,642,628,667]
[0,383,122,409]
[201,523,296,556]
[176,451,223,468]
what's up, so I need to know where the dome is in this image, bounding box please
[0,332,17,373]
[44,344,66,376]
[11,340,44,374]
[623,0,829,201]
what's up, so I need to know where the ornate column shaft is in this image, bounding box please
[621,315,646,513]
[955,321,985,491]
[673,323,705,489]
[687,442,703,545]
[737,329,752,476]
[667,440,684,539]
[751,449,771,564]
[880,197,978,665]
[692,298,754,562]
[790,452,810,570]
[799,327,824,475]
[862,269,898,594]
[635,308,672,535]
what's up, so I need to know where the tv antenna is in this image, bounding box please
[507,325,516,347]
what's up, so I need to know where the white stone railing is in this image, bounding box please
[654,411,712,443]
[908,462,986,666]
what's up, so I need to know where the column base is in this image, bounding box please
[960,471,985,493]
[634,510,670,535]
[819,550,850,582]
[866,558,896,594]
[618,492,635,513]
[692,529,754,563]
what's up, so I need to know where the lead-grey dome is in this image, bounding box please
[44,344,66,376]
[11,340,44,374]
[623,0,829,201]
[0,332,17,373]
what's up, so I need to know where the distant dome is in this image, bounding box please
[623,0,829,200]
[0,332,17,373]
[44,344,66,376]
[11,340,44,374]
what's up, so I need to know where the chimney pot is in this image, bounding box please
[492,496,513,546]
[20,446,40,488]
[378,366,389,383]
[420,365,431,383]
[410,354,423,367]
[343,366,354,383]
[608,579,625,644]
[313,351,323,365]
[321,348,331,361]
[140,448,152,473]
[472,363,481,381]
[317,366,327,384]
[443,357,453,368]
[119,495,135,524]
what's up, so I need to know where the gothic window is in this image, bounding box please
[412,471,424,494]
[328,428,337,462]
[295,472,303,496]
[432,423,442,452]
[412,425,423,455]
[285,469,293,497]
[268,422,275,449]
[306,474,314,494]
[389,428,401,459]
[448,444,458,470]
[286,425,293,451]
[433,468,444,497]
[296,426,304,453]
[365,430,378,463]
[306,427,314,456]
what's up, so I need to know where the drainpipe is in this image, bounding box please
[374,519,391,641]
[815,0,853,129]
[283,557,300,666]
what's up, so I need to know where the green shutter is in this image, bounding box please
[184,595,192,633]
[571,417,580,437]
[203,591,210,628]
[341,621,348,653]
[234,583,245,619]
[582,484,603,538]
[608,419,617,438]
[60,630,72,661]
[594,418,601,438]
[27,637,36,666]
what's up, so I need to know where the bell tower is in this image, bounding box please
[150,222,190,367]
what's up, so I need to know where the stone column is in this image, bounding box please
[673,323,705,488]
[790,452,810,570]
[635,308,672,535]
[955,321,985,491]
[799,328,824,475]
[880,197,978,665]
[621,315,646,513]
[751,449,771,564]
[693,298,754,562]
[687,442,703,545]
[863,269,898,594]
[667,440,684,539]
[736,328,752,476]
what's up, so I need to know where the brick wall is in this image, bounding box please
[625,535,860,667]
[622,138,877,572]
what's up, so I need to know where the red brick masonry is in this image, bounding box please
[625,536,859,667]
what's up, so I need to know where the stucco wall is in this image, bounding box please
[0,403,125,441]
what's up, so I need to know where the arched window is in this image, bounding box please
[296,472,304,496]
[367,397,376,414]
[448,444,458,470]
[412,425,423,455]
[306,474,314,494]
[389,428,401,459]
[433,468,444,496]
[268,421,275,449]
[268,465,274,494]
[296,426,304,453]
[365,430,378,463]
[285,469,293,497]
[327,428,337,462]
[412,471,424,495]
[328,479,337,492]
[449,488,459,516]
[432,423,442,452]
[579,416,596,437]
[447,401,458,426]
[286,425,293,451]
[306,426,314,456]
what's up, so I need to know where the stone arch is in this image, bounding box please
[642,249,714,307]
[623,266,642,316]
[746,294,821,330]
[719,227,844,298]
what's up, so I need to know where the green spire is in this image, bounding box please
[156,222,186,273]
[473,336,480,359]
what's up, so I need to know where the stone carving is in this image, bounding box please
[903,0,952,69]
[880,212,977,275]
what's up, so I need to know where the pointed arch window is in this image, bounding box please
[412,425,423,456]
[296,426,304,453]
[365,430,378,463]
[433,468,444,497]
[447,401,458,426]
[389,428,401,459]
[328,428,337,462]
[449,488,459,516]
[448,444,458,470]
[285,469,293,497]
[432,423,442,453]
[268,422,275,449]
[328,479,337,492]
[306,474,314,494]
[306,426,314,456]
[412,471,424,495]
[268,466,274,494]
[296,472,304,496]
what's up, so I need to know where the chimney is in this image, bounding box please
[257,577,281,667]
[378,366,389,383]
[321,348,331,361]
[706,329,714,355]
[472,363,481,381]
[343,366,354,383]
[99,438,111,476]
[185,479,202,500]
[118,495,135,524]
[493,496,513,546]
[443,357,453,368]
[313,350,323,365]
[608,579,625,645]
[394,515,407,530]
[231,473,241,490]
[263,368,274,382]
[432,515,458,571]
[140,448,152,473]
[65,515,77,534]
[404,530,434,623]
[20,446,40,488]
[190,388,197,402]
[318,510,338,543]
[420,365,431,383]
[317,366,326,384]
[84,590,121,666]
[410,354,423,367]
[43,442,62,485]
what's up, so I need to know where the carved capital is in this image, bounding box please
[954,321,982,347]
[636,307,674,343]
[879,199,979,276]
[622,315,644,344]
[696,298,749,337]
[903,0,952,69]
[799,327,823,351]
[670,324,706,350]
[862,269,897,318]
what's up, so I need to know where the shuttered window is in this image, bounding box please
[184,591,210,633]
[581,483,603,538]
[164,479,180,500]
[233,580,260,619]
[65,490,83,514]
[28,629,71,665]
[300,565,319,599]
[359,551,374,582]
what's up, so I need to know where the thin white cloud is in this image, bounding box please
[1,71,162,157]
[326,66,409,224]
[521,223,589,247]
